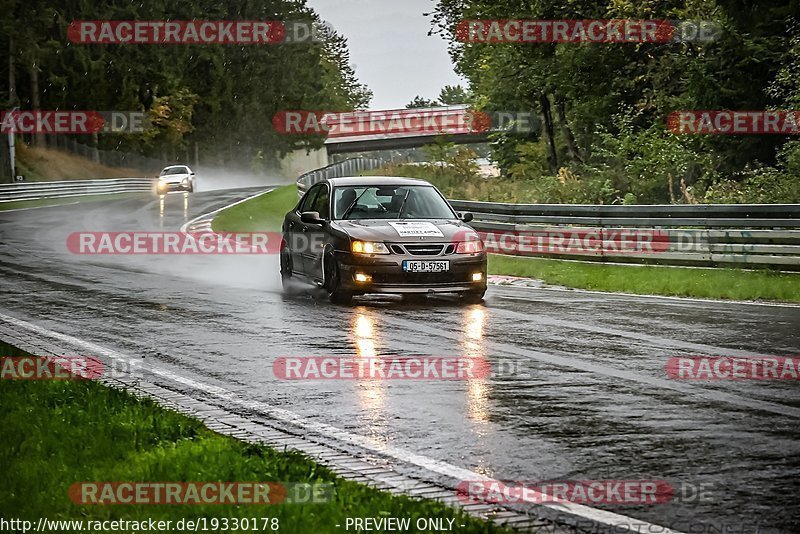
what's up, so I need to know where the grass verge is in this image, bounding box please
[211,184,297,232]
[489,254,800,302]
[16,143,145,181]
[0,192,150,212]
[0,340,509,533]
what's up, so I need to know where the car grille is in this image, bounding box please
[391,243,449,256]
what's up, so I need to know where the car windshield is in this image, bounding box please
[332,185,455,220]
[161,167,189,176]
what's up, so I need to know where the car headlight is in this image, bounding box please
[181,178,189,185]
[351,240,389,254]
[455,239,484,254]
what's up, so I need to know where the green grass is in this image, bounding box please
[0,340,511,533]
[211,185,297,232]
[0,192,149,212]
[489,254,800,302]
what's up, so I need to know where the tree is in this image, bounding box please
[430,0,800,202]
[438,84,471,105]
[406,96,440,108]
[0,0,372,169]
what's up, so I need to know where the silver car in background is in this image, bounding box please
[157,165,195,193]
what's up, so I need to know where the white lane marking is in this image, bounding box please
[380,314,800,419]
[0,311,683,534]
[179,188,276,233]
[0,192,151,214]
[0,201,83,213]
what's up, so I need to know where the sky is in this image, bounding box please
[305,0,466,110]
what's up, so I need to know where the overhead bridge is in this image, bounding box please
[322,105,490,155]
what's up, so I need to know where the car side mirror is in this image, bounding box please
[301,211,325,225]
[459,211,474,223]
[190,172,195,176]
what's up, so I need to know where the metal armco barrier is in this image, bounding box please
[449,200,800,270]
[297,157,383,197]
[0,178,153,203]
[293,160,800,270]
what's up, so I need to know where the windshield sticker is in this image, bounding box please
[388,221,444,237]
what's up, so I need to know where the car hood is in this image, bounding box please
[159,173,190,182]
[333,219,477,243]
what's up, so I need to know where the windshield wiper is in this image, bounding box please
[396,190,411,219]
[341,189,369,220]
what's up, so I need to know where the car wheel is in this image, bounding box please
[187,183,194,193]
[280,250,293,291]
[324,252,352,305]
[462,289,485,304]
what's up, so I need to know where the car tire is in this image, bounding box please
[187,183,194,193]
[463,289,485,304]
[280,250,293,291]
[324,252,352,305]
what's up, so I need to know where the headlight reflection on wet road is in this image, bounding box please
[462,307,491,428]
[351,310,387,443]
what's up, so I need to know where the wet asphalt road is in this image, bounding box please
[1,188,799,533]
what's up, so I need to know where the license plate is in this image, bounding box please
[403,260,450,273]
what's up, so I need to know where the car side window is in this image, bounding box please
[298,186,320,213]
[311,185,330,219]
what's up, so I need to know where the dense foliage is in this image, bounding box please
[430,0,800,203]
[1,0,371,169]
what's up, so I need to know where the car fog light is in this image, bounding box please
[354,273,372,283]
[472,272,483,282]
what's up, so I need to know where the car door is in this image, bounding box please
[304,183,330,281]
[287,185,319,275]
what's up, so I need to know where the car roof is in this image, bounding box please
[325,176,431,187]
[162,164,190,170]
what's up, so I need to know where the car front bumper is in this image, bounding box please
[336,250,487,295]
[157,181,191,193]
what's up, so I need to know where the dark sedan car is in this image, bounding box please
[280,176,487,304]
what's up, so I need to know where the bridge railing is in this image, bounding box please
[449,200,800,270]
[296,157,384,197]
[0,178,154,203]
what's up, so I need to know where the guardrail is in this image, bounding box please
[296,157,383,197]
[0,178,153,203]
[293,157,800,270]
[449,200,800,270]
